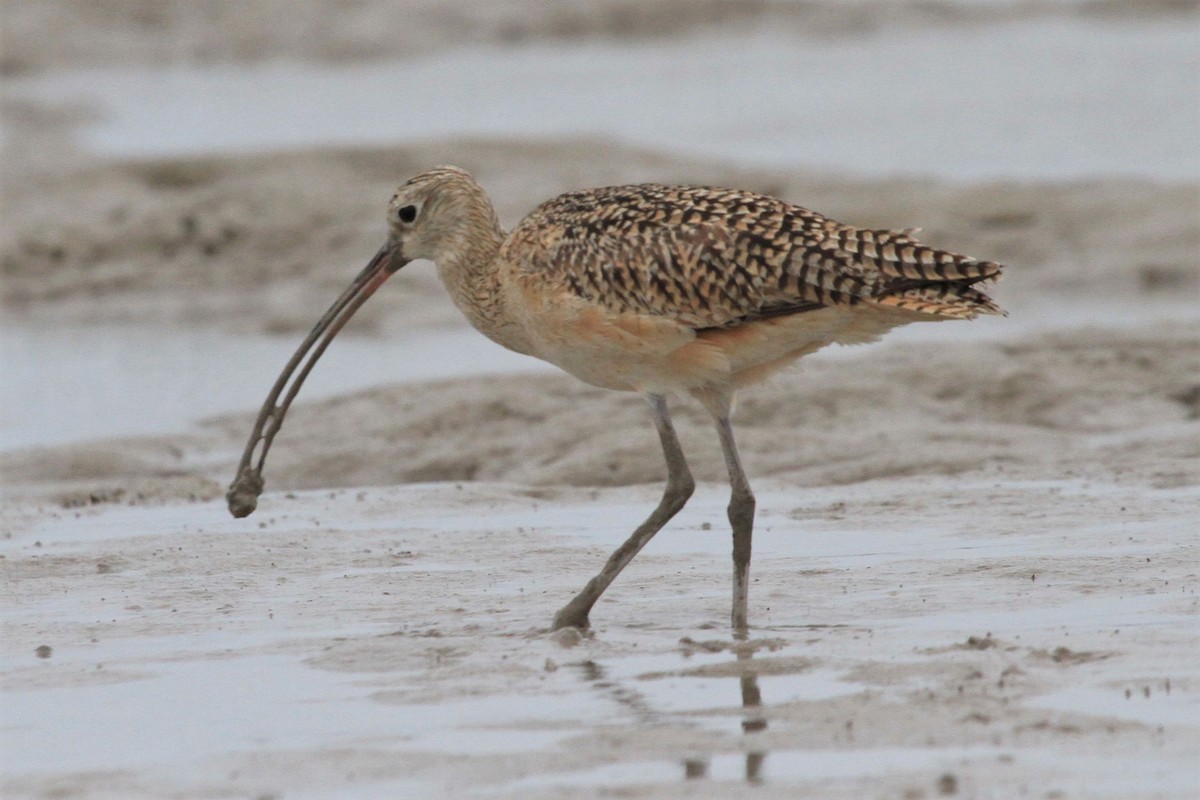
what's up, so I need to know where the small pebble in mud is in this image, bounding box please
[35,645,52,659]
[938,772,959,795]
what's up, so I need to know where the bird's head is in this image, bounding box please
[225,164,496,518]
[382,165,498,268]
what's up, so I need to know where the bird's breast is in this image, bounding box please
[505,273,732,394]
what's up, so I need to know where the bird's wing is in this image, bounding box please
[509,184,1003,328]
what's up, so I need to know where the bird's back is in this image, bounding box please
[505,183,1003,330]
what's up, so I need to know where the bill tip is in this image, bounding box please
[226,471,264,518]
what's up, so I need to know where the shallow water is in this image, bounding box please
[501,746,1003,791]
[1031,682,1197,728]
[0,610,804,775]
[0,322,551,451]
[7,18,1196,180]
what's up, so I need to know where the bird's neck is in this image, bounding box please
[435,206,534,356]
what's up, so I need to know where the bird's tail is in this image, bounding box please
[867,281,1004,319]
[832,227,1005,319]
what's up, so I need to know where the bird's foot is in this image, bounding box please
[551,598,592,632]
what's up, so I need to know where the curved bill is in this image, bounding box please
[226,243,406,517]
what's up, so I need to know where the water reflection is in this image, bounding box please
[575,659,659,725]
[573,642,774,785]
[739,648,768,784]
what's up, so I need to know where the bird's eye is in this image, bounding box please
[397,205,418,224]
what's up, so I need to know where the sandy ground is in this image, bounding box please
[3,477,1198,799]
[3,1,1200,798]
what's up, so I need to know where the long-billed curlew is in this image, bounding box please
[227,166,1004,633]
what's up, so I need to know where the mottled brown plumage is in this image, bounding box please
[507,182,1002,329]
[228,165,1006,634]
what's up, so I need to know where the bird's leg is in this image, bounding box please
[696,389,756,634]
[718,412,756,634]
[551,393,695,631]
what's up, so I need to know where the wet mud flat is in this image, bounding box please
[3,478,1197,798]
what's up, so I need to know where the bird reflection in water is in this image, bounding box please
[684,646,768,783]
[574,645,770,785]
